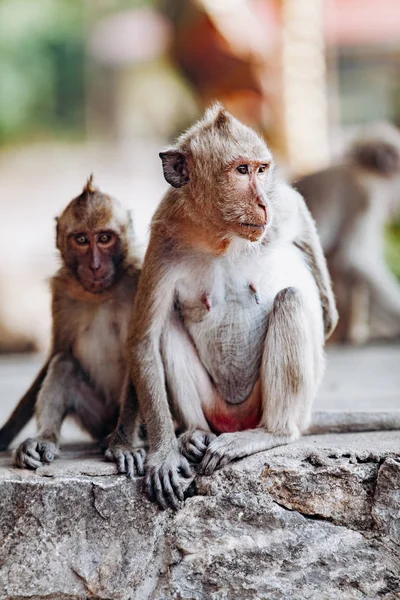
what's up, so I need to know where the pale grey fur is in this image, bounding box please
[295,121,400,342]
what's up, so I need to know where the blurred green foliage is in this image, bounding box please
[0,0,87,142]
[0,0,153,143]
[386,223,400,280]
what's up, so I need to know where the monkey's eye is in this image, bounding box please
[236,165,249,175]
[98,233,113,244]
[258,164,269,174]
[75,234,88,245]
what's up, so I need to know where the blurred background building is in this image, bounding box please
[0,0,400,352]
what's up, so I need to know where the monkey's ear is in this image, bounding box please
[159,150,189,188]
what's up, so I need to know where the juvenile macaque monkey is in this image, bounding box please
[295,122,400,343]
[0,177,144,475]
[110,105,339,509]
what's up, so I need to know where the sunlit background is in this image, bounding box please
[0,0,400,443]
[1,0,400,351]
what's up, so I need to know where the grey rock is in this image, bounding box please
[372,456,400,545]
[0,433,399,600]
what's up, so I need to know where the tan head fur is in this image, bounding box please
[56,177,135,293]
[158,104,275,246]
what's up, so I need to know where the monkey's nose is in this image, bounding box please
[90,264,101,273]
[257,203,267,223]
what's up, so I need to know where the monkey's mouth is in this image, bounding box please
[81,276,113,294]
[240,223,266,229]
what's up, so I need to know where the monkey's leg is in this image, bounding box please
[162,313,216,462]
[15,354,107,469]
[199,287,322,475]
[340,239,400,327]
[348,278,370,344]
[14,354,75,469]
[105,375,147,478]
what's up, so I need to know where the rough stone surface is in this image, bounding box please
[0,433,399,600]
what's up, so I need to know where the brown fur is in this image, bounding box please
[120,105,336,510]
[0,180,142,475]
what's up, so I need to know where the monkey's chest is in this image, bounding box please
[177,272,272,405]
[73,305,129,402]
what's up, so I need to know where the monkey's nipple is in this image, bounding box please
[249,283,260,304]
[201,293,212,312]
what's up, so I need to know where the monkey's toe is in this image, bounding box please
[178,430,216,463]
[105,445,146,478]
[198,435,237,475]
[14,438,57,470]
[144,451,193,510]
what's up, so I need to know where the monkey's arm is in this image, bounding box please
[129,240,192,509]
[0,278,67,452]
[288,186,339,339]
[0,360,50,451]
[105,375,146,477]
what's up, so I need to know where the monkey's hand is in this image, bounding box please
[198,433,243,475]
[14,438,58,470]
[178,429,216,463]
[105,443,146,478]
[144,448,193,510]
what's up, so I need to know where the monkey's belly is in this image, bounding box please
[186,304,269,405]
[204,380,262,433]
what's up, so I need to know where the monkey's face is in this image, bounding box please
[217,158,272,242]
[66,230,123,293]
[160,104,274,244]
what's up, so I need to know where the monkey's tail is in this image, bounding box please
[307,411,400,435]
[0,361,49,451]
[0,395,36,451]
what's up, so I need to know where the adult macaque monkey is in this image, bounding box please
[118,105,338,510]
[295,122,400,343]
[0,177,144,475]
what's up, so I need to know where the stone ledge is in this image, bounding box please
[0,431,399,600]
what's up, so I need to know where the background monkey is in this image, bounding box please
[0,177,144,475]
[295,122,400,343]
[108,105,338,509]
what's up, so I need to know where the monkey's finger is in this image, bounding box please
[23,440,41,460]
[42,452,54,463]
[116,453,127,474]
[125,453,135,479]
[162,472,182,510]
[144,475,156,503]
[205,433,217,445]
[168,469,185,503]
[178,458,193,478]
[25,447,41,461]
[41,447,55,463]
[152,474,169,510]
[17,453,42,470]
[191,436,208,451]
[134,452,145,476]
[199,452,221,476]
[169,471,185,505]
[186,443,204,461]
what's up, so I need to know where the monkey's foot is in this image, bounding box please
[14,438,58,470]
[105,445,146,478]
[144,449,193,511]
[198,433,244,475]
[178,430,216,463]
